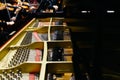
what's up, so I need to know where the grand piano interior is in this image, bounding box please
[1,0,120,80]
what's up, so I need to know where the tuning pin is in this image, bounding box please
[16,60,20,64]
[16,70,19,73]
[25,56,28,61]
[12,72,15,77]
[16,70,22,77]
[13,74,17,79]
[2,77,5,80]
[17,54,20,58]
[9,71,15,79]
[15,56,19,60]
[0,75,2,79]
[9,70,12,76]
[6,74,10,80]
[10,71,15,77]
[17,76,21,80]
[9,61,13,65]
[19,59,22,63]
[8,64,12,67]
[10,77,13,80]
[0,75,4,80]
[13,62,16,66]
[14,60,17,65]
[11,58,14,62]
[18,71,22,77]
[2,71,7,76]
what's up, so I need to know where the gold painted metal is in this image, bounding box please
[9,42,44,49]
[47,62,73,73]
[0,62,41,73]
[26,26,49,33]
[0,17,77,80]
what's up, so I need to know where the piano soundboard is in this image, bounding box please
[0,17,74,80]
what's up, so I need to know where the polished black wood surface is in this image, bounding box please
[64,0,120,80]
